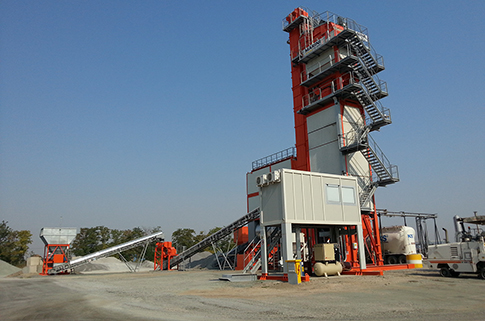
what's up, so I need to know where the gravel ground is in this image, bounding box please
[0,268,484,320]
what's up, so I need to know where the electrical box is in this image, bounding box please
[314,243,335,261]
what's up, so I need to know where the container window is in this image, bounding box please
[342,186,356,205]
[326,184,340,203]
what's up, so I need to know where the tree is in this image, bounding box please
[0,221,32,266]
[70,226,161,261]
[171,226,236,254]
[71,227,104,256]
[205,227,235,254]
[171,228,196,251]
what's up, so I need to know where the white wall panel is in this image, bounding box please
[261,169,361,226]
[308,123,337,150]
[247,168,269,196]
[305,48,334,76]
[309,142,342,175]
[307,107,337,132]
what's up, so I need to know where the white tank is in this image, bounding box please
[313,262,343,277]
[380,226,416,256]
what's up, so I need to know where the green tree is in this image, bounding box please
[71,226,161,262]
[0,221,32,266]
[205,227,235,254]
[71,227,103,256]
[171,228,196,251]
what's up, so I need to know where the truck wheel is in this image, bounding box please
[388,256,397,264]
[399,255,407,264]
[440,267,451,277]
[479,267,485,280]
[450,270,460,277]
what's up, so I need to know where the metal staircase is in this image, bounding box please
[241,226,282,274]
[361,135,399,186]
[340,127,399,206]
[347,34,391,131]
[169,208,260,269]
[339,30,398,204]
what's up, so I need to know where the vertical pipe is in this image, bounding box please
[261,225,268,275]
[281,222,293,274]
[356,224,367,270]
[295,227,302,260]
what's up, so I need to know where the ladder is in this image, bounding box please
[48,231,165,274]
[169,208,261,269]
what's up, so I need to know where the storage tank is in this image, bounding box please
[314,262,343,277]
[380,226,417,264]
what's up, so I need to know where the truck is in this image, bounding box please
[428,215,485,279]
[380,226,417,264]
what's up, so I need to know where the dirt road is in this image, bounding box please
[1,269,483,320]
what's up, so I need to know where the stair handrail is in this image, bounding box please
[352,62,387,98]
[367,135,399,182]
[353,85,391,122]
[339,124,369,150]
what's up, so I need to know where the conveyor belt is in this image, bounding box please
[48,231,165,274]
[170,208,260,269]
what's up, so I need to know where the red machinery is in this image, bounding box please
[39,227,77,275]
[154,241,177,270]
[243,8,401,277]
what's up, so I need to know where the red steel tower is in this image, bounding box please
[283,8,399,266]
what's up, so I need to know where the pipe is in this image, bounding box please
[442,228,448,243]
[453,215,462,242]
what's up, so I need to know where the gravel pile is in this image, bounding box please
[74,257,154,274]
[71,251,219,274]
[0,260,21,278]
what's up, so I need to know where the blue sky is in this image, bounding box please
[1,1,484,254]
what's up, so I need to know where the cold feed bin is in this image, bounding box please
[40,227,77,275]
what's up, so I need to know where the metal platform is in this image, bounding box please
[301,55,359,88]
[298,82,361,115]
[219,273,258,282]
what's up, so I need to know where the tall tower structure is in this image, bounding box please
[283,8,399,264]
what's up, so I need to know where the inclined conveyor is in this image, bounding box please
[48,231,165,274]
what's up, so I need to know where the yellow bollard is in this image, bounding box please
[287,259,302,284]
[406,254,423,268]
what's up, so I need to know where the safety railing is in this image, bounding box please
[282,7,309,31]
[352,62,388,96]
[367,135,399,182]
[286,10,385,70]
[252,147,296,171]
[301,55,339,84]
[301,71,358,108]
[339,125,369,150]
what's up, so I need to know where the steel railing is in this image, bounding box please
[367,135,399,182]
[252,147,296,171]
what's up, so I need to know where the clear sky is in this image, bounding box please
[1,0,484,254]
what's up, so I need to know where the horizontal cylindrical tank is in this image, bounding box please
[314,261,343,277]
[380,226,416,256]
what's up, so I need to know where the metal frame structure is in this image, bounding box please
[48,231,164,274]
[154,241,177,270]
[377,209,440,258]
[282,7,398,270]
[169,209,260,269]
